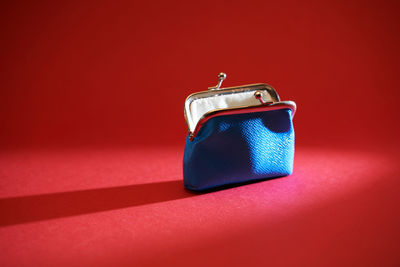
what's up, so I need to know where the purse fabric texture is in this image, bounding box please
[183,108,294,191]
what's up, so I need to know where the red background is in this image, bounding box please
[0,0,399,266]
[1,0,399,149]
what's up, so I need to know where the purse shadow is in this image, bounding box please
[0,180,195,227]
[191,176,286,194]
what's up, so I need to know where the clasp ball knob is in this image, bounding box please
[218,72,227,80]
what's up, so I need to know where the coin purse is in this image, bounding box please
[183,73,296,191]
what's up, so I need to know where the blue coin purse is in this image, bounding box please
[183,73,296,191]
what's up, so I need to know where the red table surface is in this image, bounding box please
[0,146,399,266]
[1,0,400,266]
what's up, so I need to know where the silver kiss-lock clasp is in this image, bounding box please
[208,72,270,105]
[208,72,227,91]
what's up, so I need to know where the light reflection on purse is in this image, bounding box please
[183,73,296,191]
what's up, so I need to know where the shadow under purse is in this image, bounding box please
[183,73,297,191]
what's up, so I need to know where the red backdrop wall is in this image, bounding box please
[1,0,399,149]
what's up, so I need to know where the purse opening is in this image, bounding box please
[188,90,273,133]
[185,84,281,134]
